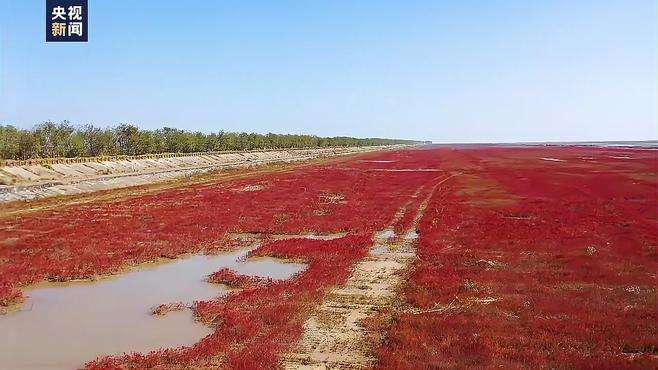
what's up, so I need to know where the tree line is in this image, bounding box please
[0,121,421,160]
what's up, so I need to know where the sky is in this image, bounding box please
[0,1,656,143]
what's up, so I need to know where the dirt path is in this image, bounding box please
[282,173,460,369]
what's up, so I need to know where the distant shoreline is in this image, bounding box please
[428,140,658,148]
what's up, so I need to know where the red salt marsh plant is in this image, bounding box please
[374,146,658,369]
[0,149,438,308]
[1,149,444,367]
[0,283,22,307]
[206,268,272,289]
[4,146,653,368]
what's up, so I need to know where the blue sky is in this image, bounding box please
[0,1,656,142]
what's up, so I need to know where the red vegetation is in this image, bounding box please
[0,149,440,367]
[2,145,656,368]
[0,150,437,306]
[0,283,22,307]
[374,146,658,369]
[207,268,271,289]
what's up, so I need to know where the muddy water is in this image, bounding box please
[0,249,305,370]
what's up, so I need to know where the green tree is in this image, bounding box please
[0,122,420,160]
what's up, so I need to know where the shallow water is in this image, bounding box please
[0,249,305,370]
[228,232,347,241]
[272,232,348,240]
[374,229,396,240]
[403,230,419,241]
[539,157,566,162]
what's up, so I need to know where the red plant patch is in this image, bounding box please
[207,268,271,289]
[3,146,655,368]
[1,149,441,367]
[0,150,438,307]
[374,146,658,369]
[0,283,22,308]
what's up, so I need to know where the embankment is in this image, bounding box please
[0,145,405,202]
